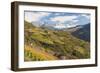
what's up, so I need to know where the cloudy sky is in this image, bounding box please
[25,11,90,28]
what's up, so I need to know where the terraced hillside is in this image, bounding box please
[24,21,90,61]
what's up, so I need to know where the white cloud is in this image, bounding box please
[50,15,79,28]
[67,23,79,28]
[72,20,79,23]
[25,12,50,22]
[54,24,66,29]
[81,14,90,19]
[50,16,78,23]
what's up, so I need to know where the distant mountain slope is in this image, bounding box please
[65,25,82,32]
[71,24,90,42]
[24,21,90,61]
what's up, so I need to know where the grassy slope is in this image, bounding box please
[24,21,90,61]
[24,45,58,61]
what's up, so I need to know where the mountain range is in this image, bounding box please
[70,24,90,42]
[24,21,90,61]
[31,21,90,42]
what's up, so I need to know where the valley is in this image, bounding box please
[24,21,90,61]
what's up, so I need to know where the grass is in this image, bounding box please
[24,45,58,61]
[24,21,90,61]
